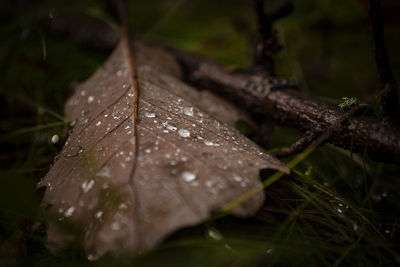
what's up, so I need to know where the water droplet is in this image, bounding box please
[183,107,194,116]
[224,243,232,250]
[204,140,213,146]
[87,254,99,261]
[305,166,313,176]
[80,90,87,96]
[182,171,197,182]
[82,179,95,193]
[116,70,122,77]
[96,121,102,126]
[166,124,177,131]
[119,203,128,209]
[95,211,103,218]
[111,222,121,231]
[266,248,274,254]
[145,112,156,118]
[178,129,190,138]
[51,134,59,143]
[207,228,222,240]
[204,140,220,146]
[88,96,94,103]
[233,174,243,182]
[64,206,75,217]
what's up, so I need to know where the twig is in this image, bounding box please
[273,131,316,158]
[368,0,399,117]
[253,0,294,74]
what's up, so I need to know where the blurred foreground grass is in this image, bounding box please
[1,0,399,266]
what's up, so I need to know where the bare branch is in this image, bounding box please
[171,49,400,165]
[253,0,294,74]
[273,131,316,158]
[368,0,400,117]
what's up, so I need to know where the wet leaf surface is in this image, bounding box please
[38,40,288,258]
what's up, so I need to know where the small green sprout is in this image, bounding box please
[338,97,358,110]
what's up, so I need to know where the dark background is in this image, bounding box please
[1,0,400,265]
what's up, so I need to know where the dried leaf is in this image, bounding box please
[39,41,288,258]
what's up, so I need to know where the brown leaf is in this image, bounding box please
[38,41,288,259]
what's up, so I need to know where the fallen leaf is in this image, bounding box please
[38,40,288,258]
